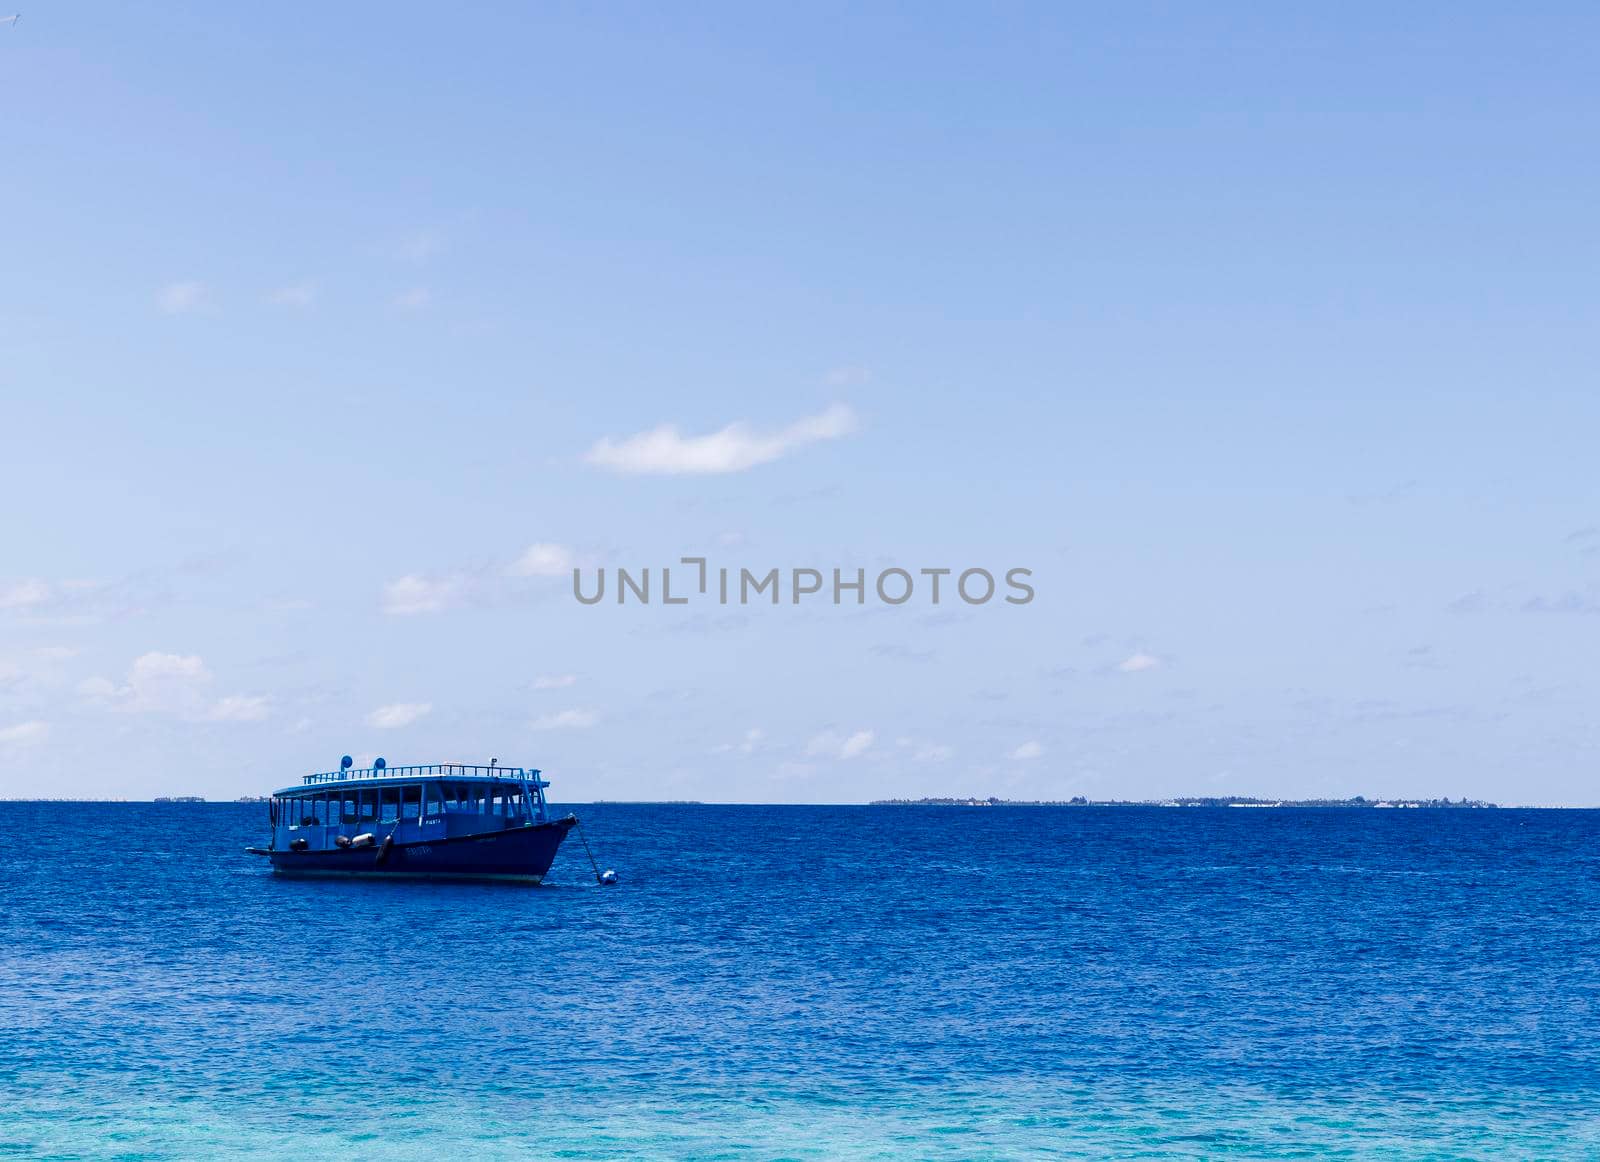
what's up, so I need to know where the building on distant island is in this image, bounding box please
[153,796,206,804]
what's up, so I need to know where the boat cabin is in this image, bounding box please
[267,761,553,853]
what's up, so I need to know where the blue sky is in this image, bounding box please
[3,3,1598,803]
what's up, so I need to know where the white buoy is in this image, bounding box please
[600,869,618,885]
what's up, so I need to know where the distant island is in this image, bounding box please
[591,799,703,805]
[871,795,1498,809]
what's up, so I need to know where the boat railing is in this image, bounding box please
[301,763,532,785]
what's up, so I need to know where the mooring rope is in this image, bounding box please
[575,818,605,884]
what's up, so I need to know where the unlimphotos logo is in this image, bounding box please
[573,558,1034,607]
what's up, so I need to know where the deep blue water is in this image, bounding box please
[3,804,1600,1158]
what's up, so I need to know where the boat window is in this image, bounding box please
[379,788,399,823]
[401,786,421,819]
[341,795,358,824]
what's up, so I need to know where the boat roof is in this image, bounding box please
[274,762,545,798]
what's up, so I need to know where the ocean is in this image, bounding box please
[2,803,1598,1158]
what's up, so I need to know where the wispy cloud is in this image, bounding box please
[1011,740,1043,760]
[268,281,317,308]
[208,694,272,722]
[508,543,575,578]
[384,543,579,615]
[0,720,48,746]
[366,702,432,729]
[897,737,952,763]
[381,230,445,263]
[586,403,858,475]
[807,728,874,760]
[532,674,577,690]
[823,365,874,387]
[532,708,599,731]
[0,579,51,610]
[1522,590,1600,615]
[156,281,211,315]
[1117,652,1162,673]
[382,574,462,615]
[392,287,431,311]
[714,727,765,755]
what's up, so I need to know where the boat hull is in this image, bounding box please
[250,818,576,883]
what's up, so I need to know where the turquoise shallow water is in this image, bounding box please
[3,803,1599,1158]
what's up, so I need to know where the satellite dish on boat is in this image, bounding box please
[340,755,353,770]
[374,757,386,771]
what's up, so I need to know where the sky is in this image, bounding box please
[2,3,1598,804]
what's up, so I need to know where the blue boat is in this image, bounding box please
[246,757,577,882]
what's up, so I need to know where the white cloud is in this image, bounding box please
[79,651,262,723]
[77,676,118,699]
[0,578,129,625]
[0,580,50,609]
[807,728,874,760]
[895,736,952,762]
[1117,653,1162,673]
[268,281,317,308]
[0,720,48,746]
[393,286,431,310]
[1011,740,1044,760]
[715,727,765,755]
[104,651,212,714]
[157,281,210,314]
[367,702,432,729]
[383,230,445,263]
[532,708,599,731]
[585,403,858,475]
[382,574,461,615]
[532,674,577,690]
[134,652,207,682]
[509,543,575,578]
[823,365,874,387]
[208,695,272,723]
[382,545,578,615]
